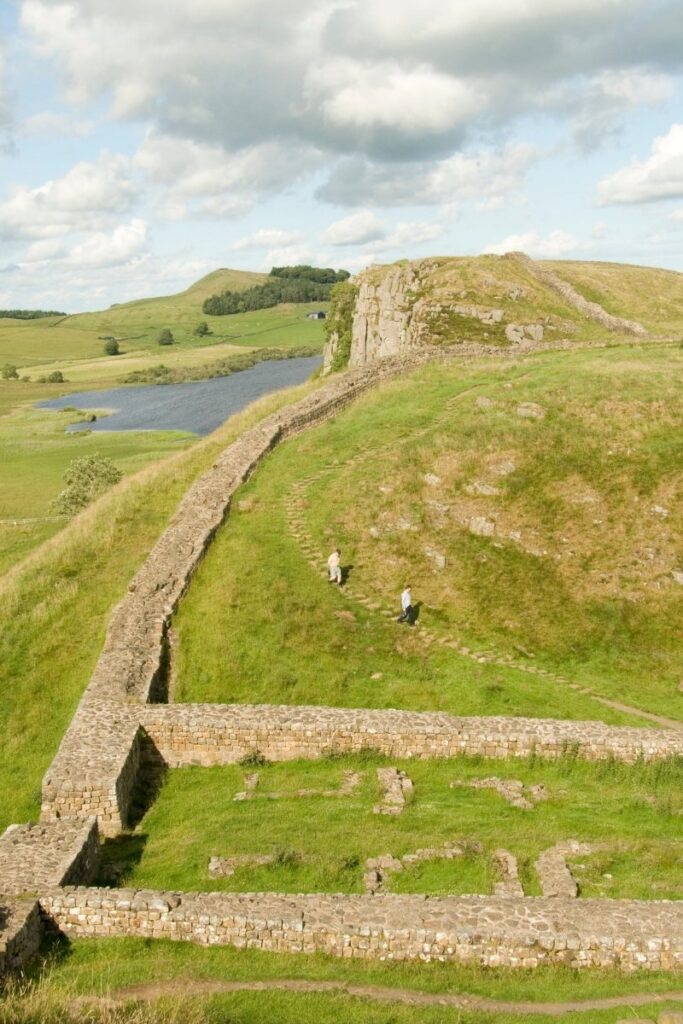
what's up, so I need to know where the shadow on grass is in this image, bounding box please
[97,833,149,887]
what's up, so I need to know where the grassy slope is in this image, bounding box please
[0,380,319,833]
[543,259,683,336]
[114,753,682,899]
[175,345,683,722]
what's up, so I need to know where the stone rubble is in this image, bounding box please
[373,768,414,815]
[535,840,594,898]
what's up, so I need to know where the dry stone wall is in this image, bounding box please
[42,887,683,971]
[0,818,99,896]
[40,352,438,835]
[507,252,648,336]
[0,901,42,973]
[139,704,683,768]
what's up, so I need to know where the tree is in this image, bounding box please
[194,321,210,337]
[1,363,19,379]
[47,370,64,383]
[104,338,120,356]
[157,328,175,346]
[50,454,123,516]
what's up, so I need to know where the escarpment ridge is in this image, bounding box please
[323,253,682,370]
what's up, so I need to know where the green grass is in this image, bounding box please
[109,753,682,898]
[9,937,683,1024]
[175,345,683,723]
[0,403,193,573]
[543,259,683,335]
[0,379,319,833]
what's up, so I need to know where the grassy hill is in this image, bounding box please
[0,268,328,369]
[3,343,683,1022]
[175,345,683,725]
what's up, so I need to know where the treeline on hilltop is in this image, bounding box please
[203,265,350,316]
[0,309,66,320]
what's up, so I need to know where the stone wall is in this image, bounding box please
[507,252,648,336]
[0,818,100,895]
[0,901,42,974]
[41,887,683,972]
[40,352,437,835]
[140,704,683,768]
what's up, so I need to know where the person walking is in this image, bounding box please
[327,548,342,585]
[397,584,414,624]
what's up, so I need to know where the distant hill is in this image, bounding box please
[0,268,328,367]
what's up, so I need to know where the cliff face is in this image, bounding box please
[322,254,653,372]
[347,263,423,367]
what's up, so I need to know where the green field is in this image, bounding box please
[0,268,326,373]
[0,380,319,834]
[106,753,682,899]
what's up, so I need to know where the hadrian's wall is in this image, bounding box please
[0,901,42,974]
[139,703,683,768]
[41,887,683,972]
[40,350,440,835]
[3,344,682,978]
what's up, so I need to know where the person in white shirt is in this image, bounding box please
[397,585,413,624]
[327,548,342,584]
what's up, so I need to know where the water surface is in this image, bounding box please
[39,356,321,436]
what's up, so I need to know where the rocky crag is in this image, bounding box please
[323,252,654,371]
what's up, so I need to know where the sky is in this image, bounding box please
[0,0,681,312]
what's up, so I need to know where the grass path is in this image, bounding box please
[102,978,683,1017]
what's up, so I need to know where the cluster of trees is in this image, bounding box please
[203,265,350,316]
[0,307,66,319]
[2,364,65,382]
[0,309,66,320]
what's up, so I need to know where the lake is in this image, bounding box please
[38,356,321,436]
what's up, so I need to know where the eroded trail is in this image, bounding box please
[108,977,683,1016]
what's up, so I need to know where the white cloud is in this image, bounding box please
[484,229,580,258]
[321,211,385,246]
[319,143,539,206]
[135,133,322,218]
[571,69,674,150]
[65,219,148,267]
[21,111,93,138]
[262,244,314,269]
[307,58,482,148]
[598,124,683,204]
[19,0,681,179]
[232,229,303,251]
[670,207,683,222]
[0,152,137,240]
[383,220,444,248]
